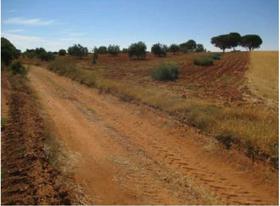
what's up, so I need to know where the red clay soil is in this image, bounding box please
[1,74,80,205]
[180,52,249,101]
[28,66,278,205]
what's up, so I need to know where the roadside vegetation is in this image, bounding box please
[151,63,179,81]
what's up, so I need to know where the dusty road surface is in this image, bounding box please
[29,66,278,205]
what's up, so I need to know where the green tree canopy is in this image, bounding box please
[68,44,88,57]
[240,35,263,51]
[168,44,180,54]
[128,41,147,59]
[151,43,168,57]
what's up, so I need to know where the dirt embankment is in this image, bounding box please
[1,73,80,205]
[28,66,278,205]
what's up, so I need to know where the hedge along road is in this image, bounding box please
[28,65,278,205]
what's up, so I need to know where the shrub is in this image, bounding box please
[215,132,237,149]
[58,49,67,56]
[193,57,213,66]
[68,44,88,57]
[151,43,168,57]
[128,41,147,59]
[211,53,221,60]
[151,63,179,81]
[1,37,18,66]
[40,51,55,61]
[107,45,120,56]
[9,61,27,76]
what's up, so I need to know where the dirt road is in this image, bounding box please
[28,66,278,204]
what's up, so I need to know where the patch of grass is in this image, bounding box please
[48,58,96,87]
[1,117,7,131]
[151,63,179,81]
[193,57,213,66]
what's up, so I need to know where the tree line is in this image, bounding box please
[2,31,263,65]
[211,32,262,52]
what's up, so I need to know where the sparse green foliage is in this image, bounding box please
[168,44,180,54]
[107,45,120,56]
[151,63,179,81]
[151,43,168,57]
[194,57,213,66]
[1,37,18,66]
[68,44,88,57]
[58,49,67,56]
[128,41,147,59]
[241,35,263,51]
[9,61,27,76]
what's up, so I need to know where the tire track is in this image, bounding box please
[28,66,278,204]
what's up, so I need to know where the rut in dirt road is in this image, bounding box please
[28,65,278,205]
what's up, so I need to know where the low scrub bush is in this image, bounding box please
[9,61,27,76]
[193,57,213,66]
[215,132,237,149]
[211,53,221,60]
[151,63,179,81]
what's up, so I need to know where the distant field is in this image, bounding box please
[247,51,278,107]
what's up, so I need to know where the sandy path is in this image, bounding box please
[28,66,278,204]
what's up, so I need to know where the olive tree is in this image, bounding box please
[68,44,88,57]
[128,41,147,59]
[151,43,168,57]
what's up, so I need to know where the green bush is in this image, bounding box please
[151,43,168,57]
[128,41,147,59]
[211,53,221,60]
[193,57,213,66]
[1,37,18,66]
[9,61,27,76]
[151,63,179,81]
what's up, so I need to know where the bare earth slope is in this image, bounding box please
[28,66,278,205]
